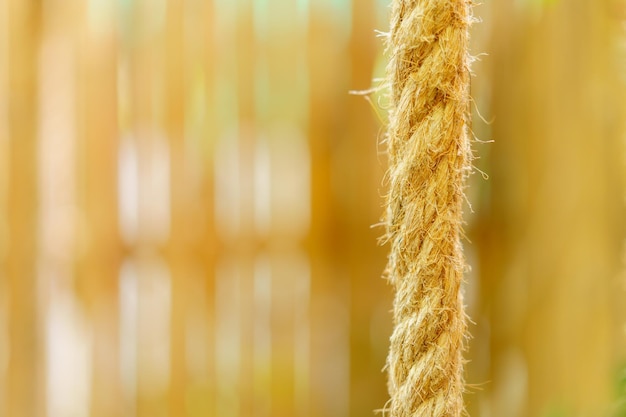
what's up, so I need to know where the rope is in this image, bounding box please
[383,0,473,416]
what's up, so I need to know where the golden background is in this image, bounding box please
[0,0,625,416]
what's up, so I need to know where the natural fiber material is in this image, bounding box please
[382,0,473,416]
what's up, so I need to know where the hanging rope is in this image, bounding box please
[383,0,473,416]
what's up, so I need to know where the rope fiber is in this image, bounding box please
[383,0,473,415]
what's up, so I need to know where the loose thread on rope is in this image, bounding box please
[382,0,474,416]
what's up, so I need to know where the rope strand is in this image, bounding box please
[383,0,473,415]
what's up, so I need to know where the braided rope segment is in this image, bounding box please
[383,0,473,416]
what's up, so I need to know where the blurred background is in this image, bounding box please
[1,0,626,416]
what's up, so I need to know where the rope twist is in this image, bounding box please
[383,0,473,416]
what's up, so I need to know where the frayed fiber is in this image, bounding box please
[382,0,473,416]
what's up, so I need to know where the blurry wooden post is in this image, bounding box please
[0,0,8,408]
[608,0,626,395]
[307,2,354,416]
[127,1,168,415]
[211,0,258,415]
[306,5,338,416]
[76,2,123,416]
[236,1,256,415]
[5,1,42,416]
[166,1,220,416]
[484,0,626,415]
[200,1,217,416]
[164,1,187,415]
[346,1,390,415]
[262,1,312,415]
[211,2,243,416]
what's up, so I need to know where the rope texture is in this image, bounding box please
[383,0,473,416]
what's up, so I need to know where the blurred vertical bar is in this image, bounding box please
[77,0,123,415]
[609,0,626,399]
[5,0,42,416]
[0,0,9,414]
[164,0,187,415]
[117,0,138,410]
[125,0,171,415]
[477,2,525,415]
[260,0,311,415]
[345,1,390,415]
[212,0,246,416]
[254,4,268,417]
[236,0,255,415]
[180,0,217,416]
[485,0,626,415]
[306,1,352,415]
[38,1,92,417]
[200,0,218,415]
[252,1,272,416]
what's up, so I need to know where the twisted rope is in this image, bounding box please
[383,0,473,416]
